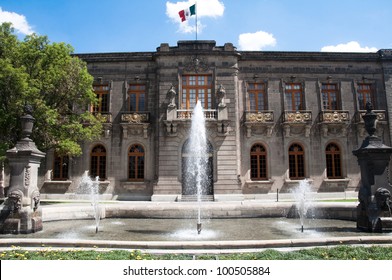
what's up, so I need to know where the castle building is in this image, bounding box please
[38,41,392,201]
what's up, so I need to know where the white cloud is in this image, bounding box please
[0,7,34,35]
[321,41,378,52]
[166,0,224,34]
[238,31,277,51]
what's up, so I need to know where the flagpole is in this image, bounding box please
[195,1,198,41]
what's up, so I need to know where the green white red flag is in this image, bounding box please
[178,4,196,22]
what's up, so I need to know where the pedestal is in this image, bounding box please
[0,107,46,235]
[0,207,42,234]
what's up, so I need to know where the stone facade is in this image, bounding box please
[37,41,392,201]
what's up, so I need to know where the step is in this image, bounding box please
[179,195,214,202]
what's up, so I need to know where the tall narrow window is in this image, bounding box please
[248,83,267,111]
[128,84,146,111]
[357,83,375,110]
[250,144,267,180]
[285,83,304,111]
[325,143,342,179]
[92,84,110,113]
[322,83,339,110]
[288,143,305,179]
[53,153,69,180]
[128,144,145,181]
[181,75,212,109]
[90,145,106,179]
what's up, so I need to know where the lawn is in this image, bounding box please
[1,245,391,260]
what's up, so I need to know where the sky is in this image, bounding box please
[0,0,391,54]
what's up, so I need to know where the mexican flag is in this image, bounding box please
[178,4,196,22]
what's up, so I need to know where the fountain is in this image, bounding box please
[0,105,45,234]
[291,179,314,232]
[4,104,392,251]
[185,101,208,234]
[79,173,101,233]
[353,102,392,232]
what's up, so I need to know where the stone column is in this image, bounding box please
[0,105,46,234]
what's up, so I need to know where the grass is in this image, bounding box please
[1,245,391,260]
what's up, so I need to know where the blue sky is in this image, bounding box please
[1,0,391,53]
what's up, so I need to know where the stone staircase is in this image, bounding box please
[179,195,214,202]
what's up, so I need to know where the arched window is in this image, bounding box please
[325,143,342,178]
[53,153,69,180]
[288,143,305,179]
[90,145,106,179]
[250,144,267,180]
[128,144,145,181]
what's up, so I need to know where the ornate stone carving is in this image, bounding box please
[121,113,149,123]
[184,56,210,73]
[319,111,350,137]
[244,111,274,137]
[284,111,312,123]
[31,190,40,211]
[121,113,150,139]
[24,166,31,188]
[321,111,349,123]
[247,112,274,123]
[6,190,23,213]
[375,187,391,211]
[216,84,226,108]
[282,111,312,137]
[167,85,177,108]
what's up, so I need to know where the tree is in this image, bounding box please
[0,22,103,161]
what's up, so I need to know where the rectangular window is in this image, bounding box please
[53,154,69,180]
[248,83,267,111]
[128,84,146,111]
[357,83,375,110]
[321,83,339,110]
[181,75,212,109]
[285,83,304,111]
[92,84,110,113]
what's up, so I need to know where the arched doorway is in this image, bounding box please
[181,139,214,196]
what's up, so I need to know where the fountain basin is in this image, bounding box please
[1,201,392,251]
[41,201,357,221]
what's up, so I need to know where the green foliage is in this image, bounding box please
[0,22,102,159]
[1,246,392,260]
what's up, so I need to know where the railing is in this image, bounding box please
[244,111,274,123]
[176,109,217,120]
[93,112,112,123]
[121,112,150,123]
[318,110,350,123]
[282,111,312,123]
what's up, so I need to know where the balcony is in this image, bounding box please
[355,110,387,137]
[93,112,112,138]
[318,110,350,137]
[243,111,274,137]
[282,110,312,137]
[176,109,217,120]
[165,108,227,136]
[120,112,150,139]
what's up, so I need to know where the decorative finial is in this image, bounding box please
[363,101,377,137]
[24,103,33,115]
[365,101,373,113]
